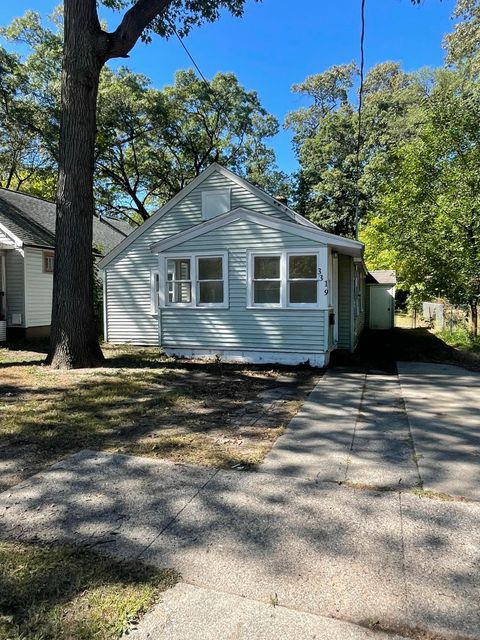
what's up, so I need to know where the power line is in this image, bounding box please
[169,22,210,86]
[354,0,366,240]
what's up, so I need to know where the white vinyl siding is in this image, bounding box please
[5,248,25,327]
[104,170,297,345]
[24,247,53,327]
[159,219,329,353]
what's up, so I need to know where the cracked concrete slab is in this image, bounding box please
[346,373,420,489]
[142,469,406,625]
[398,362,480,499]
[127,582,410,640]
[401,491,480,639]
[0,450,216,558]
[260,368,365,481]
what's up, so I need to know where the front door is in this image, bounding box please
[369,286,393,330]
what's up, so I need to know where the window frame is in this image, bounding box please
[43,250,54,274]
[251,254,283,308]
[150,269,159,315]
[158,251,228,309]
[247,249,329,310]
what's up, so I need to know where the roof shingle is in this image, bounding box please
[0,188,131,254]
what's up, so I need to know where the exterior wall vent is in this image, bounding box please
[10,313,23,326]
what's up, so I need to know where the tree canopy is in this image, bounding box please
[0,8,285,222]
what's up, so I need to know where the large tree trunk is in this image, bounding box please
[46,0,105,368]
[46,0,173,368]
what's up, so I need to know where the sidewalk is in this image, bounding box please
[1,449,478,639]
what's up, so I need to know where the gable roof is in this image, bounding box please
[0,188,131,254]
[150,207,364,256]
[366,269,397,285]
[98,163,320,270]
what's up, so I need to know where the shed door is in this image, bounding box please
[369,286,394,330]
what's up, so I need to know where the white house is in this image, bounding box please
[0,188,130,340]
[99,164,367,367]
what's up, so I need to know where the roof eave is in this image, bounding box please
[150,207,364,255]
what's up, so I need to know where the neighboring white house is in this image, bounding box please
[99,164,367,367]
[0,188,131,339]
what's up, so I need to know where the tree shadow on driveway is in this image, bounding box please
[0,450,478,639]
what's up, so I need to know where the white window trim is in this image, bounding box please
[201,189,232,220]
[158,250,229,309]
[246,249,329,310]
[43,250,54,274]
[150,269,159,315]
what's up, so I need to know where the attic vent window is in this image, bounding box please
[201,189,231,220]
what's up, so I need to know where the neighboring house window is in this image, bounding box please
[248,250,328,309]
[201,190,231,220]
[159,252,228,308]
[43,251,54,273]
[150,270,159,314]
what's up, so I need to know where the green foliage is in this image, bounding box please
[364,65,480,332]
[437,327,480,352]
[96,67,285,221]
[288,0,480,333]
[100,0,260,40]
[0,11,60,197]
[0,7,283,220]
[444,0,480,75]
[286,62,428,236]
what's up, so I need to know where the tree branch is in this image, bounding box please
[102,0,173,61]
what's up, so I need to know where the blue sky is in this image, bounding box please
[0,0,456,173]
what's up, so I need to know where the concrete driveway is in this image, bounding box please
[0,450,479,639]
[398,362,480,500]
[264,361,480,500]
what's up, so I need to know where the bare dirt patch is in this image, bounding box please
[0,343,321,490]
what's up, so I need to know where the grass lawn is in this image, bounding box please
[0,540,177,640]
[0,342,320,491]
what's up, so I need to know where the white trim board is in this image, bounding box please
[0,222,23,248]
[98,163,326,270]
[150,207,363,255]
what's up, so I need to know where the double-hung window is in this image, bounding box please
[197,256,224,304]
[252,255,281,305]
[159,252,228,308]
[248,250,328,309]
[167,258,192,304]
[288,254,318,304]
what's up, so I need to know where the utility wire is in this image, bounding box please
[169,21,210,86]
[354,0,366,240]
